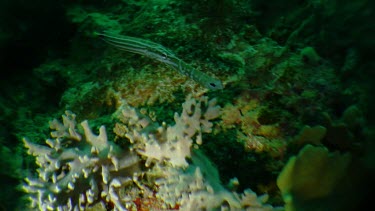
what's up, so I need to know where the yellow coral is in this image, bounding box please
[277,145,351,211]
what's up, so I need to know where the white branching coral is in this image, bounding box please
[23,96,281,211]
[23,111,141,211]
[155,149,281,211]
[120,96,221,168]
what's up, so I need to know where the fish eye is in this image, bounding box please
[162,53,168,60]
[208,80,223,90]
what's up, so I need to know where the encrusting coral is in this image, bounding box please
[23,96,281,211]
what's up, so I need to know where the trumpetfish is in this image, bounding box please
[96,32,223,90]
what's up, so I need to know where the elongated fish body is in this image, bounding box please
[96,32,223,90]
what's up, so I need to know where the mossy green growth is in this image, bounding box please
[300,46,321,65]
